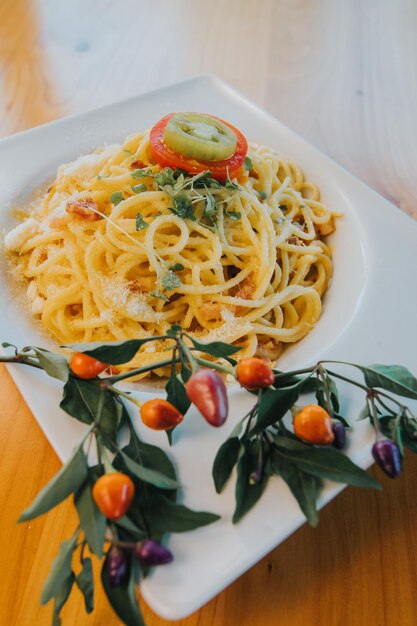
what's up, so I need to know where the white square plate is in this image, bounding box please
[1,76,416,620]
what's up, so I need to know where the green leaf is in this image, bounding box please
[170,194,196,220]
[19,447,87,521]
[102,555,145,626]
[188,336,241,358]
[357,404,371,421]
[115,515,147,541]
[162,270,182,291]
[31,348,69,382]
[60,381,119,442]
[140,494,220,532]
[74,474,106,557]
[41,531,78,604]
[244,156,253,171]
[52,572,75,626]
[123,422,177,480]
[66,337,157,365]
[75,557,94,613]
[212,437,241,493]
[271,433,312,452]
[277,447,381,489]
[118,450,179,490]
[165,370,191,415]
[110,191,124,205]
[135,212,148,230]
[253,384,301,434]
[233,442,268,523]
[271,452,319,526]
[359,364,417,399]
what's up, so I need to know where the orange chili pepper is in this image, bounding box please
[236,357,275,390]
[293,404,335,445]
[92,472,135,520]
[70,352,108,379]
[140,399,183,430]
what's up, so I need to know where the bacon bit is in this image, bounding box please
[249,169,259,179]
[315,219,335,237]
[233,277,255,300]
[131,160,146,169]
[231,277,256,313]
[287,235,305,246]
[129,280,148,295]
[255,338,282,362]
[66,198,100,221]
[200,302,224,321]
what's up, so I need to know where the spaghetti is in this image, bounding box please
[4,128,338,374]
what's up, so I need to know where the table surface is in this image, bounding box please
[1,1,416,625]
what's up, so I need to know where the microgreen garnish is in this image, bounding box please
[122,149,132,156]
[135,213,149,231]
[132,168,151,179]
[225,211,241,221]
[258,191,267,201]
[279,204,288,212]
[244,156,253,172]
[131,183,147,194]
[96,173,110,180]
[170,194,196,221]
[169,263,185,272]
[2,333,417,625]
[109,191,124,205]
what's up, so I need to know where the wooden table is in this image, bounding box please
[1,1,416,624]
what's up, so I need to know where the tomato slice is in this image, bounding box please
[149,113,248,181]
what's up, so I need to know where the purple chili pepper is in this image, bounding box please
[332,423,346,450]
[135,539,173,566]
[372,439,402,478]
[106,546,129,587]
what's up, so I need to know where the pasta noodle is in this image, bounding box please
[4,129,339,375]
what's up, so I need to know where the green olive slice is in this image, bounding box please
[163,113,238,162]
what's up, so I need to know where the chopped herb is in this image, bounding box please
[150,291,169,302]
[258,191,267,201]
[169,263,185,272]
[122,149,132,156]
[279,204,288,212]
[135,213,149,230]
[275,217,285,225]
[244,156,253,172]
[162,270,182,291]
[96,173,110,180]
[193,172,221,189]
[132,168,151,179]
[225,211,241,221]
[110,191,124,205]
[131,183,147,194]
[170,194,196,221]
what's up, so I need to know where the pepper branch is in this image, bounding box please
[1,330,417,626]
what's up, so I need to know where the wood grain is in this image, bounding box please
[0,0,416,625]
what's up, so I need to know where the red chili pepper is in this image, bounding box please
[236,357,275,390]
[185,369,228,427]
